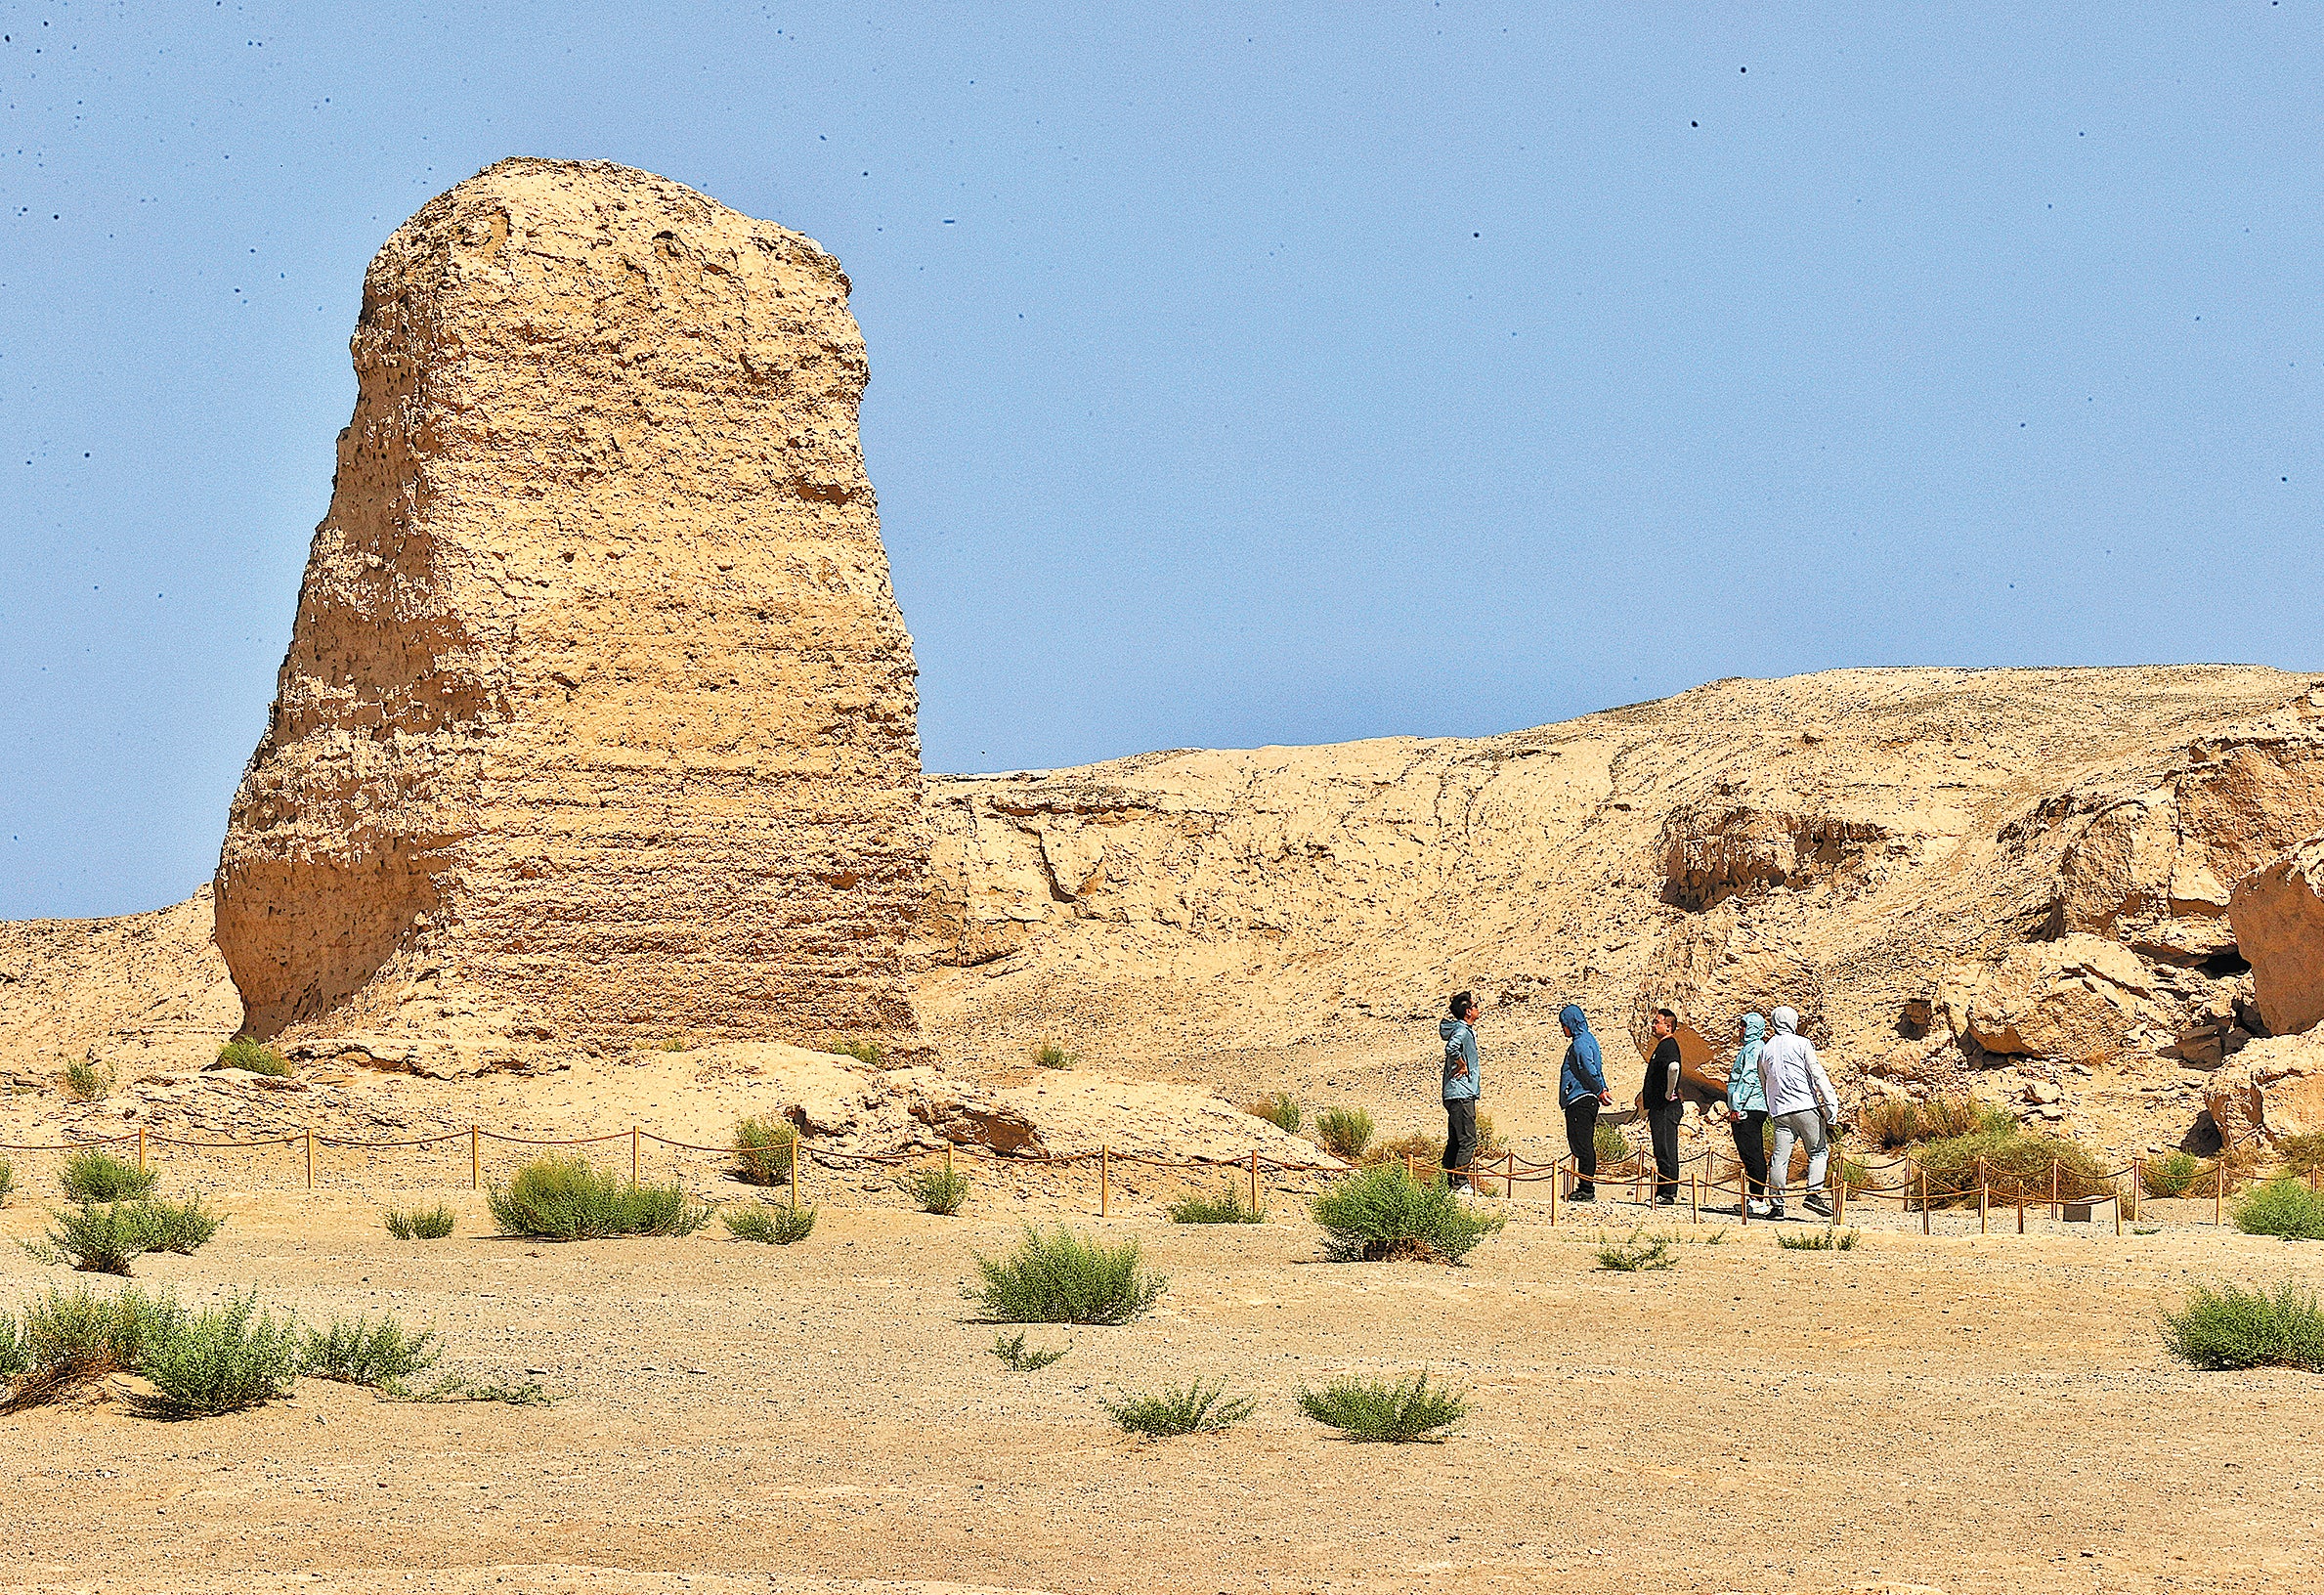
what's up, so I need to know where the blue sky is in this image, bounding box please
[4,2,2319,918]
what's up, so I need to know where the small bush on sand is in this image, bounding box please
[2234,1178,2324,1240]
[2162,1279,2324,1371]
[1778,1227,1861,1251]
[127,1195,223,1256]
[0,1312,24,1382]
[1297,1371,1467,1443]
[906,1163,971,1216]
[990,1330,1068,1371]
[1594,1123,1633,1170]
[23,1202,150,1274]
[1912,1125,2115,1206]
[63,1058,109,1100]
[835,1038,884,1067]
[59,1149,155,1204]
[730,1115,798,1186]
[487,1155,712,1240]
[385,1373,555,1405]
[967,1227,1167,1324]
[1167,1180,1265,1225]
[1311,1164,1504,1265]
[1859,1094,2003,1149]
[1031,1041,1075,1070]
[2142,1151,2202,1197]
[383,1203,455,1240]
[722,1203,816,1244]
[302,1313,442,1386]
[0,1157,14,1205]
[1363,1131,1442,1171]
[215,1038,292,1077]
[1102,1378,1256,1438]
[1245,1093,1302,1135]
[1475,1112,1511,1161]
[1314,1106,1375,1160]
[1594,1230,1676,1272]
[3,1284,181,1406]
[131,1289,301,1416]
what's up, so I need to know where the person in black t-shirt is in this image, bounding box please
[1639,1006,1685,1205]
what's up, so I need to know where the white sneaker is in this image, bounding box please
[1746,1199,1774,1218]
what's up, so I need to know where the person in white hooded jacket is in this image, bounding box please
[1756,1006,1838,1220]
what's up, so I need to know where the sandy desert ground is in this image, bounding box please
[1,1172,2317,1595]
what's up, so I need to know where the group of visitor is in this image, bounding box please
[1437,991,1840,1220]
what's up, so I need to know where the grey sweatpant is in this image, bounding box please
[1768,1109,1829,1200]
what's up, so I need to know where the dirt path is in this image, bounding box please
[0,1188,2317,1595]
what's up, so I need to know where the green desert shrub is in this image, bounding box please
[1297,1371,1468,1443]
[835,1038,884,1067]
[1031,1041,1075,1070]
[1314,1106,1375,1161]
[2142,1151,2202,1198]
[1167,1179,1266,1225]
[967,1227,1167,1324]
[2234,1178,2324,1241]
[723,1204,816,1244]
[1245,1093,1302,1135]
[384,1373,554,1405]
[0,1311,24,1382]
[302,1313,442,1387]
[730,1115,798,1186]
[1911,1124,2116,1206]
[990,1330,1067,1371]
[1595,1230,1677,1272]
[1362,1131,1442,1170]
[1778,1227,1861,1251]
[1309,1164,1505,1265]
[2161,1279,2324,1371]
[215,1038,292,1077]
[1594,1122,1633,1170]
[0,1157,14,1205]
[5,1284,182,1406]
[58,1148,155,1204]
[1101,1378,1256,1438]
[486,1154,713,1240]
[24,1201,150,1275]
[383,1203,455,1240]
[1857,1094,2005,1149]
[128,1195,223,1256]
[131,1289,301,1415]
[63,1057,109,1101]
[906,1163,971,1216]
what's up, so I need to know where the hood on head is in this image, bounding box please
[1743,1012,1766,1043]
[1440,1016,1464,1040]
[1772,1007,1799,1035]
[1559,1003,1589,1035]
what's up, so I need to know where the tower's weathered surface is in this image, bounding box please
[215,159,927,1059]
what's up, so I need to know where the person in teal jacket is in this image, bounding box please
[1439,992,1481,1190]
[1726,1012,1773,1217]
[1558,1003,1613,1202]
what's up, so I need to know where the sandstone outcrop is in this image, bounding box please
[2202,1030,2324,1147]
[1936,934,2161,1063]
[212,160,927,1061]
[2228,832,2324,1037]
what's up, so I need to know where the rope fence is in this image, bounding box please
[0,1117,2307,1235]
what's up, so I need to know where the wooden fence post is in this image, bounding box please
[789,1134,800,1212]
[1506,1150,1516,1200]
[2049,1157,2060,1223]
[1978,1157,1989,1235]
[304,1126,314,1190]
[1249,1148,1260,1213]
[1920,1168,1930,1235]
[1548,1158,1559,1225]
[2215,1163,2223,1227]
[2130,1158,2139,1222]
[137,1125,146,1174]
[631,1125,641,1185]
[1100,1144,1109,1218]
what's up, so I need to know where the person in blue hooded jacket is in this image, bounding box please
[1439,992,1482,1190]
[1558,1004,1614,1202]
[1725,1012,1773,1218]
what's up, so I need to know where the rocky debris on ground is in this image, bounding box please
[211,157,929,1065]
[2228,829,2324,1038]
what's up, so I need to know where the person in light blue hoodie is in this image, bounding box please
[1439,992,1482,1190]
[1725,1013,1773,1218]
[1558,1003,1614,1202]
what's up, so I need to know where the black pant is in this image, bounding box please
[1648,1101,1684,1200]
[1442,1099,1478,1186]
[1563,1099,1600,1191]
[1730,1109,1769,1198]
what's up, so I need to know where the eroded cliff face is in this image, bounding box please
[914,668,2324,1156]
[215,159,927,1060]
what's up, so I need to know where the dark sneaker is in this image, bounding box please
[1655,1195,1678,1206]
[1803,1193,1833,1218]
[1569,1188,1597,1203]
[1767,1202,1786,1220]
